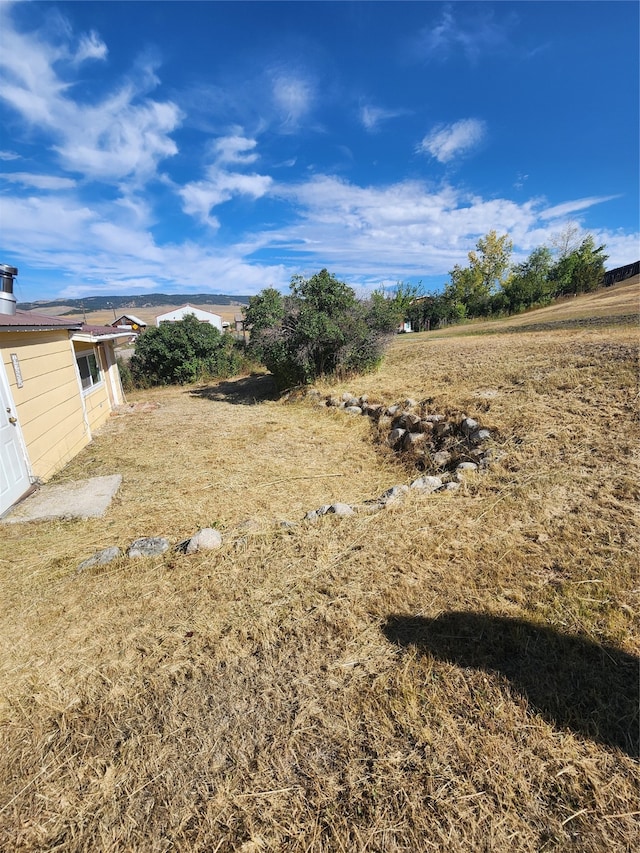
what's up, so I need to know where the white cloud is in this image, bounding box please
[179,168,273,227]
[73,31,108,63]
[271,72,313,128]
[0,10,181,184]
[54,95,181,182]
[0,171,77,190]
[178,132,272,227]
[0,150,20,161]
[418,119,486,164]
[413,6,512,63]
[539,195,621,221]
[360,104,406,132]
[211,134,259,165]
[2,191,288,298]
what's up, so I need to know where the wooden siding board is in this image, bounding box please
[0,330,90,481]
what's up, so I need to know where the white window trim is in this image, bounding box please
[76,350,104,395]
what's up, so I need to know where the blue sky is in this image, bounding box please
[0,1,638,303]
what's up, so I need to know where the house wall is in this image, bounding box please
[0,330,90,482]
[73,341,114,433]
[156,307,223,330]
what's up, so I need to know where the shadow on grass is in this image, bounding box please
[189,373,279,405]
[382,611,639,757]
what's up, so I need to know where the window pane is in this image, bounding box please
[88,353,100,383]
[76,352,101,390]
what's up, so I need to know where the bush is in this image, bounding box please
[129,314,244,387]
[116,356,134,392]
[244,269,397,390]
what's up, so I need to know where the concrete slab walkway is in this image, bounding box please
[1,475,123,524]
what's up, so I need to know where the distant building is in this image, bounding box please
[111,314,147,332]
[155,304,223,331]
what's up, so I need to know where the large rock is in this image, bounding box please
[460,417,479,436]
[410,475,443,494]
[388,427,406,448]
[77,546,122,572]
[432,450,452,467]
[402,431,426,451]
[344,405,363,415]
[400,412,422,430]
[128,537,170,559]
[327,503,355,517]
[469,428,491,444]
[185,528,223,554]
[378,485,409,506]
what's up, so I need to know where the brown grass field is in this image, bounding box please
[1,279,638,851]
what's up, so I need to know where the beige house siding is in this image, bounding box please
[72,340,114,433]
[0,330,90,482]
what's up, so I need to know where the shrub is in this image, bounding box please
[244,269,397,390]
[116,356,134,392]
[129,314,244,387]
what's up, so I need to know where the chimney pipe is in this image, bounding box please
[0,264,18,316]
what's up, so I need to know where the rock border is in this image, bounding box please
[76,391,503,572]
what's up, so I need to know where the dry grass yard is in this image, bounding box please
[1,280,638,852]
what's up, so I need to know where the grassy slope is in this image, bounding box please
[0,281,638,851]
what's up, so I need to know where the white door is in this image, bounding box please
[0,360,31,515]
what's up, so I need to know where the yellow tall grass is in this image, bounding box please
[1,282,638,851]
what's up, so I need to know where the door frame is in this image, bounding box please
[0,356,33,514]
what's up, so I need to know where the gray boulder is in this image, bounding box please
[403,431,426,451]
[327,503,355,517]
[128,537,170,559]
[388,427,406,447]
[378,485,410,506]
[77,546,122,572]
[410,475,443,494]
[432,450,452,467]
[460,417,479,436]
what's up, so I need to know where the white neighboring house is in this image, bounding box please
[155,304,223,331]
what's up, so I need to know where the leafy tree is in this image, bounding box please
[243,287,285,334]
[248,269,396,389]
[444,230,513,318]
[130,313,243,386]
[549,235,608,296]
[502,246,554,312]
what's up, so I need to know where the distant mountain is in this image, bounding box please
[18,293,251,312]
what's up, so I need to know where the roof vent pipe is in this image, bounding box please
[0,264,18,316]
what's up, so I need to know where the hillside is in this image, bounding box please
[17,292,251,314]
[0,279,637,851]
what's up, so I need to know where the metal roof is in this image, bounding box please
[0,309,82,331]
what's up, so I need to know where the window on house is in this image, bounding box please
[76,352,102,391]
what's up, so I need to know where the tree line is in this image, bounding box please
[124,228,610,390]
[407,228,608,330]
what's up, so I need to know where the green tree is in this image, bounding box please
[444,230,513,318]
[502,246,554,312]
[248,269,395,389]
[243,287,285,334]
[130,313,243,386]
[549,236,608,297]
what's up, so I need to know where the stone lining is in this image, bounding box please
[76,391,501,572]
